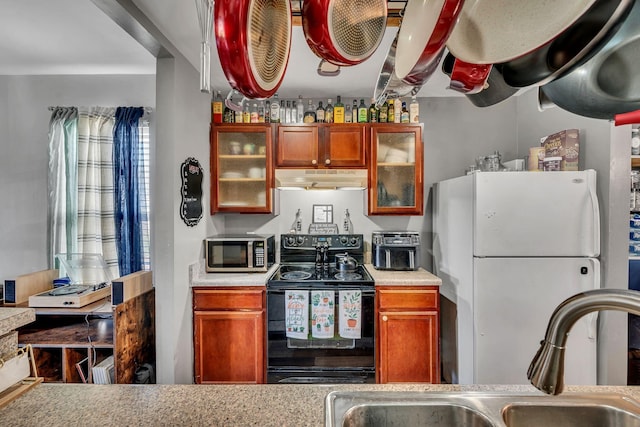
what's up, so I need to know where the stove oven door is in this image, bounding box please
[266,286,375,384]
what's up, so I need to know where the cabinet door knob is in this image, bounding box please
[382,315,388,322]
[325,159,331,165]
[311,159,317,165]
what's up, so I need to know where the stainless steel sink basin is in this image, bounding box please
[325,391,640,427]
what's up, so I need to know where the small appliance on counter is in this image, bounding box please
[204,234,275,273]
[372,231,421,271]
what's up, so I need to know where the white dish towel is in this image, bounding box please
[285,290,309,339]
[311,290,335,339]
[339,290,362,339]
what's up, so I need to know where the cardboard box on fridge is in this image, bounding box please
[540,129,580,171]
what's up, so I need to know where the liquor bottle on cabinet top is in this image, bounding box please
[270,94,280,123]
[316,101,325,123]
[234,100,243,123]
[401,101,410,123]
[352,99,359,123]
[264,101,270,123]
[251,103,259,123]
[394,98,402,123]
[285,101,292,123]
[296,95,304,123]
[258,101,265,123]
[243,102,251,123]
[368,98,378,123]
[280,100,286,123]
[304,99,317,123]
[388,99,395,123]
[410,95,419,123]
[358,99,368,123]
[212,90,223,123]
[223,102,233,123]
[325,98,334,123]
[379,100,388,123]
[334,96,345,123]
[345,102,352,123]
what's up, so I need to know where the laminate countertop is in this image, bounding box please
[2,383,639,426]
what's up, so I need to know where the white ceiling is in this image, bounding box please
[0,0,455,99]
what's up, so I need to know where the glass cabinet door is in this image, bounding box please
[369,125,423,215]
[211,125,272,213]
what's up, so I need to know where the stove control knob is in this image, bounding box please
[286,236,296,246]
[350,237,358,246]
[340,236,348,245]
[297,236,305,245]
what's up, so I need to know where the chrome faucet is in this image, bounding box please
[528,289,640,395]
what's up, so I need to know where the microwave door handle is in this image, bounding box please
[385,249,391,268]
[247,241,254,268]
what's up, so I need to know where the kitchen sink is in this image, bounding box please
[325,391,640,427]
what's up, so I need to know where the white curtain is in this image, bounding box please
[76,107,119,279]
[47,107,78,268]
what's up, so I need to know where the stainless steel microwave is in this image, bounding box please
[205,234,275,273]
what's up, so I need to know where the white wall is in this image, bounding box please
[0,74,154,284]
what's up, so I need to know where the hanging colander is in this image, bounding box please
[215,0,292,99]
[302,0,388,66]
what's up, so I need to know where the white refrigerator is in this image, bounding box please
[433,170,600,385]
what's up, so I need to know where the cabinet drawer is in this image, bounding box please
[193,288,265,311]
[377,287,438,311]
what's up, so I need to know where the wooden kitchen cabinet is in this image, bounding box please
[275,124,367,168]
[210,124,274,214]
[376,286,440,383]
[368,124,424,215]
[193,287,266,384]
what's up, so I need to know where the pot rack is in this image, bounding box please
[290,0,406,25]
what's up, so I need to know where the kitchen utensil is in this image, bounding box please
[302,0,387,66]
[373,31,420,106]
[446,0,598,64]
[497,0,634,88]
[395,0,464,86]
[540,0,640,119]
[615,110,640,126]
[449,59,492,94]
[441,53,518,107]
[215,0,292,99]
[335,253,358,272]
[195,0,214,93]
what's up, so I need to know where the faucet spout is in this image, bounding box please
[528,289,640,395]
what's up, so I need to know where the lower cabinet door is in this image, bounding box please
[377,311,439,383]
[194,310,265,383]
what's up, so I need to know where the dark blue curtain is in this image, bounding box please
[113,107,145,275]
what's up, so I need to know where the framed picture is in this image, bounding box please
[312,204,333,224]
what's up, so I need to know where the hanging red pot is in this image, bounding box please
[215,0,292,99]
[302,0,387,66]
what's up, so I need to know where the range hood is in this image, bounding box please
[275,169,368,189]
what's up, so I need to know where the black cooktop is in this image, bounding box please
[268,264,374,288]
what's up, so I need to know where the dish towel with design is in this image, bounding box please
[285,290,309,339]
[311,290,335,339]
[339,290,362,339]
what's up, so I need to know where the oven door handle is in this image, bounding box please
[267,288,375,295]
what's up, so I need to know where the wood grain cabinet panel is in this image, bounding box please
[193,287,266,384]
[376,286,440,384]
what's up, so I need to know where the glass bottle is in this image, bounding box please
[258,101,265,123]
[296,95,304,123]
[243,102,251,123]
[279,100,286,124]
[325,98,334,123]
[368,98,378,123]
[285,100,292,124]
[352,99,359,123]
[250,102,259,123]
[304,99,317,123]
[234,99,243,123]
[345,102,352,123]
[394,98,402,123]
[212,90,223,123]
[270,94,280,123]
[316,101,325,123]
[379,100,388,123]
[388,99,395,123]
[410,95,420,123]
[358,99,368,123]
[223,101,233,123]
[401,101,410,123]
[334,96,344,123]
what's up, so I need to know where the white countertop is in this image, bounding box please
[364,264,442,286]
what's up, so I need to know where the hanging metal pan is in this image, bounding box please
[540,0,640,119]
[497,0,634,88]
[394,0,464,86]
[446,0,598,65]
[302,0,387,66]
[215,0,292,99]
[373,31,421,106]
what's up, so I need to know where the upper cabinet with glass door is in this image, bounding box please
[368,124,423,215]
[210,124,273,213]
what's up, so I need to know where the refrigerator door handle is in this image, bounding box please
[588,171,601,256]
[586,312,598,340]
